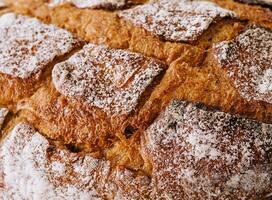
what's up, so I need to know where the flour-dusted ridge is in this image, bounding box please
[0,108,8,130]
[0,13,81,79]
[52,44,165,116]
[0,123,112,199]
[0,123,153,199]
[49,0,126,9]
[214,26,272,104]
[142,100,272,199]
[119,0,235,43]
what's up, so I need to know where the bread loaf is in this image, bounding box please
[0,0,272,199]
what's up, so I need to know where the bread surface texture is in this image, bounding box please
[0,0,272,199]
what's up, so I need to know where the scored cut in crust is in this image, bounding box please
[138,24,272,126]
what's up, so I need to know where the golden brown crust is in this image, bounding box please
[3,0,272,161]
[24,82,116,151]
[138,53,272,128]
[137,25,272,130]
[4,0,212,64]
[5,0,272,50]
[0,0,272,199]
[212,0,272,29]
[0,73,41,105]
[21,44,166,155]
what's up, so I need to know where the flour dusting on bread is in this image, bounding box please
[113,168,151,199]
[119,0,235,42]
[49,0,127,9]
[52,44,165,116]
[0,123,153,199]
[0,13,80,79]
[214,26,272,104]
[0,123,112,199]
[142,100,272,199]
[0,0,272,199]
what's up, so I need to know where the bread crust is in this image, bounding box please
[212,0,272,29]
[1,101,271,199]
[0,13,82,104]
[0,123,151,199]
[0,0,272,199]
[21,44,166,155]
[141,100,272,199]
